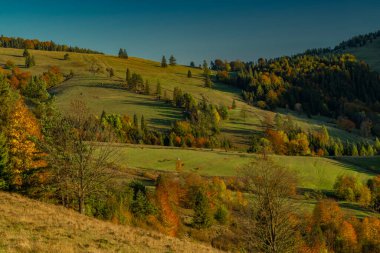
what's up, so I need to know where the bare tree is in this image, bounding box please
[44,100,118,214]
[240,158,298,253]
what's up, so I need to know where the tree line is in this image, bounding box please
[0,35,103,54]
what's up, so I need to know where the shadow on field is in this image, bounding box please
[326,157,379,176]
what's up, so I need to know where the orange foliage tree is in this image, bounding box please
[8,99,43,187]
[155,175,182,236]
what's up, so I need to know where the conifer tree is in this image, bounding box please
[156,81,161,99]
[145,80,150,95]
[193,189,212,229]
[161,56,168,68]
[187,70,192,78]
[232,99,236,109]
[25,55,35,68]
[169,55,177,66]
[133,113,138,129]
[140,115,146,131]
[126,68,131,83]
[0,132,9,188]
[367,145,374,156]
[204,75,212,88]
[23,48,30,57]
[190,61,195,68]
[351,143,359,156]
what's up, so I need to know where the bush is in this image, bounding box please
[214,205,229,224]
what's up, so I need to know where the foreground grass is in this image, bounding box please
[0,191,220,253]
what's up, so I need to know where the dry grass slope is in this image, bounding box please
[0,191,220,253]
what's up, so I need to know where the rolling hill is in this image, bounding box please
[0,47,369,148]
[0,191,220,253]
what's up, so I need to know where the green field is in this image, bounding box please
[0,47,369,148]
[110,144,376,191]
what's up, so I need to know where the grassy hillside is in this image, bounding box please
[0,191,220,253]
[343,36,380,73]
[0,47,368,148]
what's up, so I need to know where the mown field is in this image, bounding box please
[0,47,369,148]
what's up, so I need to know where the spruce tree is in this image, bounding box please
[118,48,123,58]
[193,189,212,228]
[140,115,146,131]
[367,145,374,156]
[126,68,131,83]
[23,48,30,57]
[204,75,212,88]
[187,70,192,78]
[161,56,168,68]
[145,80,150,95]
[169,55,176,66]
[190,61,195,68]
[232,99,236,109]
[375,138,380,154]
[156,81,161,99]
[133,114,138,129]
[351,143,359,156]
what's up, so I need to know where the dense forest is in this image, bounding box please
[213,53,380,137]
[0,35,102,54]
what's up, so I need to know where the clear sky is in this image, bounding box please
[0,0,379,64]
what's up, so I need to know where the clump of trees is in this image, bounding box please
[248,114,378,157]
[0,35,103,54]
[118,48,128,59]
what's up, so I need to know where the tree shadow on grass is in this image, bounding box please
[325,157,379,176]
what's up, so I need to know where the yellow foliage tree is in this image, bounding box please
[8,99,42,186]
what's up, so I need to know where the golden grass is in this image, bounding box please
[0,191,221,253]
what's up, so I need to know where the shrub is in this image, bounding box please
[214,205,229,224]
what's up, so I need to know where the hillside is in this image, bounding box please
[0,191,219,253]
[343,36,380,73]
[0,47,368,148]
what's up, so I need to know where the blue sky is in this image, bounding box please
[0,0,379,64]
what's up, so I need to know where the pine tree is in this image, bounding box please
[351,143,359,156]
[193,189,212,228]
[367,145,375,156]
[156,81,161,99]
[126,68,131,83]
[190,61,195,68]
[25,55,35,68]
[123,49,128,59]
[145,80,150,95]
[161,56,168,68]
[118,48,123,58]
[133,114,138,129]
[187,70,192,78]
[204,75,212,88]
[375,137,380,154]
[360,145,367,156]
[169,55,177,66]
[23,48,30,57]
[232,99,236,109]
[140,115,146,131]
